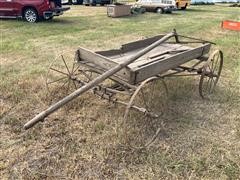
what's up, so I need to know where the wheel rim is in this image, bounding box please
[46,51,83,101]
[199,50,223,99]
[25,9,37,22]
[156,8,163,14]
[122,77,168,148]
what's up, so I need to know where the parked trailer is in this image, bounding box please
[24,30,223,148]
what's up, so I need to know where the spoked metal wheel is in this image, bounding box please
[46,51,83,101]
[199,50,223,99]
[122,77,168,149]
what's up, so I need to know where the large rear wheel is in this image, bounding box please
[122,77,168,149]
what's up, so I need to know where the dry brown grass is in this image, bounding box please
[1,5,240,179]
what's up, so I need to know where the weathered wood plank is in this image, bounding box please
[96,35,165,57]
[133,43,211,84]
[121,35,165,52]
[128,43,192,69]
[77,47,131,81]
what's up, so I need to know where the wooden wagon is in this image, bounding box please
[24,30,223,147]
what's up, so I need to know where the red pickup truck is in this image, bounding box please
[0,0,70,22]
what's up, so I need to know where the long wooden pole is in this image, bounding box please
[24,31,175,130]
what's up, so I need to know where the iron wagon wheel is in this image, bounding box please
[122,77,168,149]
[199,50,223,99]
[46,51,84,101]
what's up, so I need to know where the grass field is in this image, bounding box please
[0,5,240,179]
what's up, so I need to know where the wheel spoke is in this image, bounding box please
[207,64,211,72]
[48,78,69,96]
[212,77,218,86]
[211,58,214,71]
[206,76,211,89]
[213,58,219,74]
[61,55,71,75]
[72,80,78,89]
[149,82,158,111]
[57,78,70,91]
[72,63,80,74]
[208,78,215,93]
[47,76,68,85]
[71,62,76,74]
[50,67,69,76]
[140,89,150,112]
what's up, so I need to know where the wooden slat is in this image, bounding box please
[77,47,131,81]
[96,35,165,57]
[96,49,123,57]
[128,43,192,69]
[77,60,137,89]
[133,43,211,84]
[121,35,165,52]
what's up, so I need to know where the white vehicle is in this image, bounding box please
[136,0,176,13]
[61,0,83,5]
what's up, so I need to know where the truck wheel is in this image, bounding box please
[156,7,164,14]
[24,8,38,23]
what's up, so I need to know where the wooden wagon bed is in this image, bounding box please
[76,35,211,85]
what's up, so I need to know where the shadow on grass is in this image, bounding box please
[115,12,181,20]
[0,17,76,25]
[41,18,76,24]
[183,8,216,13]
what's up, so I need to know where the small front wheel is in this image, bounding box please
[46,51,82,102]
[199,50,223,99]
[24,8,38,23]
